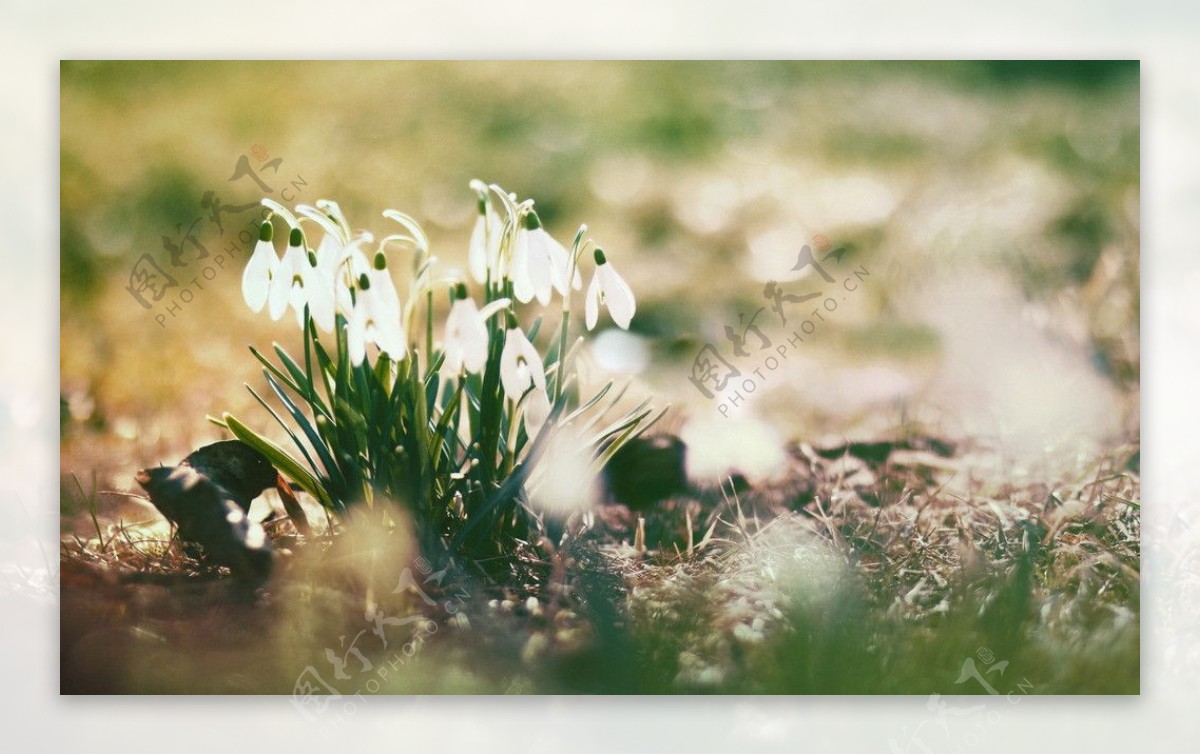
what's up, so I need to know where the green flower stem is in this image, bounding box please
[425,289,434,378]
[555,309,570,402]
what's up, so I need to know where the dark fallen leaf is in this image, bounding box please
[814,436,956,466]
[603,435,689,510]
[136,465,272,586]
[182,440,279,512]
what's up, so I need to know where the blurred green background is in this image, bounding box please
[61,60,1139,489]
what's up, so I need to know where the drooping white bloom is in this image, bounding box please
[442,288,510,375]
[511,211,578,305]
[346,263,406,366]
[442,288,491,375]
[467,199,501,284]
[264,226,338,332]
[300,254,337,333]
[292,224,338,333]
[242,220,278,313]
[268,227,306,321]
[500,326,551,435]
[510,226,548,305]
[366,252,402,322]
[499,326,546,398]
[584,248,636,330]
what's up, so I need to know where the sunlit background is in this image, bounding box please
[60,61,1139,495]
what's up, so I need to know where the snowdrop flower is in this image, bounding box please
[284,234,338,333]
[301,252,337,333]
[467,197,501,284]
[584,248,636,330]
[442,284,491,375]
[242,220,278,313]
[511,211,579,305]
[266,227,337,332]
[366,251,402,322]
[267,227,305,321]
[500,323,552,434]
[442,285,510,375]
[346,261,406,366]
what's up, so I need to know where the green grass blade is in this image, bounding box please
[223,413,334,509]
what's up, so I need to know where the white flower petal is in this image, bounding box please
[314,230,344,279]
[462,318,490,375]
[242,238,276,313]
[601,263,637,330]
[306,271,336,333]
[368,267,401,321]
[268,246,299,321]
[376,316,407,360]
[468,215,487,284]
[537,229,574,295]
[486,213,503,272]
[511,232,535,303]
[585,270,602,331]
[500,331,528,399]
[500,328,546,400]
[525,231,555,305]
[444,299,491,375]
[477,297,513,322]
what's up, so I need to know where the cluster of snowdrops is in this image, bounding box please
[220,181,659,561]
